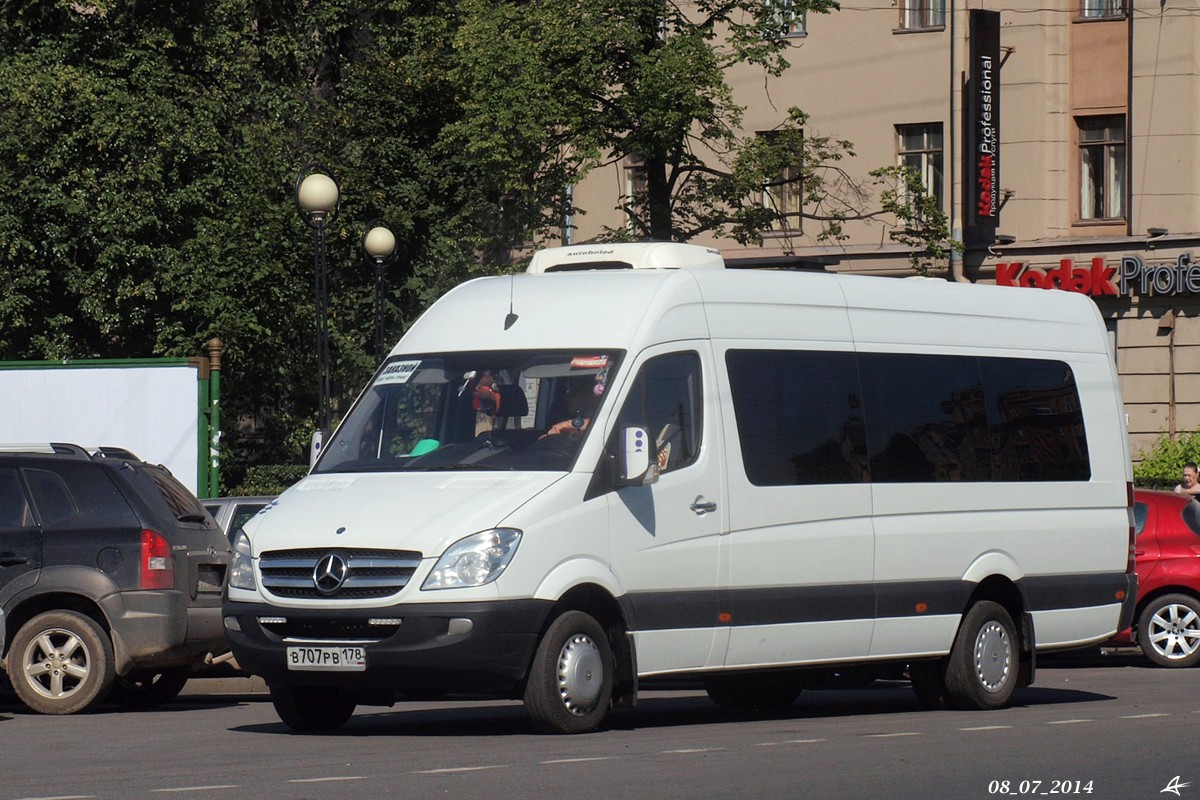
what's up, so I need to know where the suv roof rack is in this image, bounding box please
[92,446,141,462]
[0,443,142,461]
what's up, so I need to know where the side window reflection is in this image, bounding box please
[0,468,34,528]
[616,353,702,474]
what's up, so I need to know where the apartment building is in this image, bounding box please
[568,1,1200,462]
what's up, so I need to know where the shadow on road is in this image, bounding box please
[225,675,1116,738]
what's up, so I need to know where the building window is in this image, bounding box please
[623,157,647,230]
[765,0,806,37]
[896,123,944,211]
[759,133,804,232]
[1081,0,1124,19]
[899,0,946,30]
[1078,115,1125,221]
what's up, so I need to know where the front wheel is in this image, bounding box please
[269,684,356,732]
[6,610,115,715]
[944,601,1018,710]
[1138,594,1200,668]
[523,610,614,734]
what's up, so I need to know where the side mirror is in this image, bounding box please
[618,426,658,487]
[309,429,325,469]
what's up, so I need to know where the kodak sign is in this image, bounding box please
[996,258,1117,296]
[997,254,1198,298]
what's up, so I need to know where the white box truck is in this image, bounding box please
[223,242,1136,733]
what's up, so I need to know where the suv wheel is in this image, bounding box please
[6,610,115,715]
[109,666,191,709]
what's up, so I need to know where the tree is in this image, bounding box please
[447,0,954,263]
[0,0,514,485]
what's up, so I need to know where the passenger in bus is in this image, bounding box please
[472,370,499,435]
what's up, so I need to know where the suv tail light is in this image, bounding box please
[139,529,175,590]
[1126,481,1136,574]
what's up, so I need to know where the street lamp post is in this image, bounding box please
[295,164,341,436]
[362,221,396,362]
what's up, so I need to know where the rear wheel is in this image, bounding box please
[703,671,803,711]
[523,611,614,734]
[109,667,191,709]
[944,601,1018,710]
[908,660,954,710]
[1138,594,1200,667]
[269,684,356,732]
[6,610,115,715]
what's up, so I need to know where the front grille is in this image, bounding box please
[260,617,401,641]
[259,547,422,600]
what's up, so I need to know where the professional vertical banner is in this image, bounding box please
[965,9,1001,230]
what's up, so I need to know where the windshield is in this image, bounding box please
[316,350,622,474]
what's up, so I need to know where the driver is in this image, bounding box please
[542,378,600,437]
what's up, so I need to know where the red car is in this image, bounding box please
[1108,489,1200,667]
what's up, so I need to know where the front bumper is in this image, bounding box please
[222,598,552,695]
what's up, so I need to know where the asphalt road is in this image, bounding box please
[3,651,1198,800]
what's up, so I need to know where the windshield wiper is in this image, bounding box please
[178,513,209,523]
[418,464,514,472]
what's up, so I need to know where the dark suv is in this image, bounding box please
[0,444,231,714]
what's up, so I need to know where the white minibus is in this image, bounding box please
[224,242,1136,733]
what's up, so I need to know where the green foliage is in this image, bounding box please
[448,0,849,244]
[229,463,309,496]
[1133,431,1200,488]
[0,1,516,489]
[872,165,962,276]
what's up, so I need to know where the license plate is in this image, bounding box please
[286,646,366,672]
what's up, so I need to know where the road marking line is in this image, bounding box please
[288,777,368,783]
[150,787,240,794]
[1122,713,1169,719]
[1047,719,1093,725]
[864,732,921,738]
[15,796,97,800]
[783,738,827,744]
[413,766,508,774]
[663,748,726,754]
[541,757,614,764]
[959,725,1013,731]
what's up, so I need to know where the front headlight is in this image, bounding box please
[227,530,256,591]
[422,528,522,590]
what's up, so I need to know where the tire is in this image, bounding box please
[523,610,614,734]
[269,684,357,732]
[703,671,803,711]
[1137,594,1200,668]
[109,666,191,709]
[6,610,115,715]
[944,601,1018,710]
[908,660,955,710]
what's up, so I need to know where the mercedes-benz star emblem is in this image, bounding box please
[313,553,349,596]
